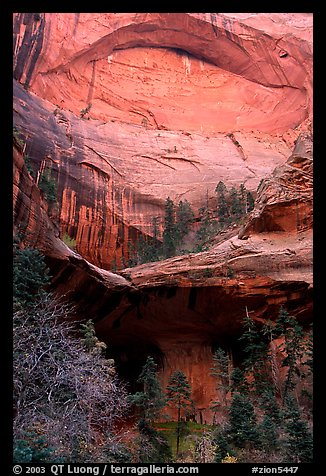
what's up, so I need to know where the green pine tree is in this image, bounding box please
[215,181,229,222]
[229,392,261,448]
[229,186,242,217]
[239,309,269,395]
[163,197,177,258]
[13,431,57,463]
[239,183,248,215]
[38,168,58,206]
[259,388,282,424]
[128,356,166,423]
[166,370,194,455]
[210,347,230,408]
[259,414,278,452]
[247,190,255,212]
[275,307,305,402]
[80,319,107,355]
[195,191,216,251]
[213,430,234,463]
[304,325,313,376]
[13,247,51,310]
[283,395,313,463]
[230,367,249,395]
[175,199,194,246]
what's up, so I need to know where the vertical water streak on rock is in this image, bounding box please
[72,13,80,36]
[86,59,97,105]
[13,13,45,89]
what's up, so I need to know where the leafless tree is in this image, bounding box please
[13,293,130,462]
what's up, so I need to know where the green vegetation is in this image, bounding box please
[163,197,177,258]
[128,357,171,462]
[210,347,230,412]
[13,125,25,148]
[23,155,36,179]
[128,356,166,423]
[13,246,51,311]
[13,242,129,463]
[62,232,76,250]
[166,370,194,455]
[13,243,312,463]
[153,422,213,460]
[39,168,58,206]
[208,308,313,463]
[124,182,255,271]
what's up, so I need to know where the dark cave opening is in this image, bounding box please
[211,335,247,368]
[106,336,165,393]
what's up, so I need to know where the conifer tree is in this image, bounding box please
[229,186,242,217]
[229,392,261,448]
[239,183,248,214]
[275,307,305,402]
[259,414,278,452]
[210,347,230,408]
[195,190,215,250]
[166,370,194,455]
[80,319,107,356]
[230,367,249,395]
[213,430,233,463]
[163,197,177,258]
[239,309,269,395]
[175,199,194,245]
[304,325,313,376]
[283,395,313,463]
[128,356,166,423]
[259,389,282,424]
[215,181,229,221]
[247,190,255,212]
[13,247,51,310]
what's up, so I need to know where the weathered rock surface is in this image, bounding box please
[13,80,292,270]
[13,132,313,423]
[13,137,132,293]
[13,13,313,423]
[12,12,312,269]
[239,133,313,237]
[13,13,312,135]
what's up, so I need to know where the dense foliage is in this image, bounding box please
[126,182,255,268]
[166,371,194,455]
[13,246,129,463]
[210,309,313,463]
[13,245,312,463]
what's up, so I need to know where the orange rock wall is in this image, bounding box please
[13,13,312,136]
[13,13,312,270]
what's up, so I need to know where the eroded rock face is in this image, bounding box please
[13,13,312,134]
[239,133,313,237]
[13,137,132,294]
[13,80,292,270]
[13,131,312,423]
[13,13,313,423]
[13,13,312,269]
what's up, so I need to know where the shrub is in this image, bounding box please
[13,247,51,310]
[62,232,76,250]
[13,294,129,462]
[39,169,57,205]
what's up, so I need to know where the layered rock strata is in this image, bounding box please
[13,131,313,423]
[13,13,312,269]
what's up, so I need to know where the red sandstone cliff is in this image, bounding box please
[13,129,313,423]
[13,13,312,270]
[13,13,313,423]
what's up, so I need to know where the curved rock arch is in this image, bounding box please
[43,13,308,90]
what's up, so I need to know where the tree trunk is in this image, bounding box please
[176,402,181,455]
